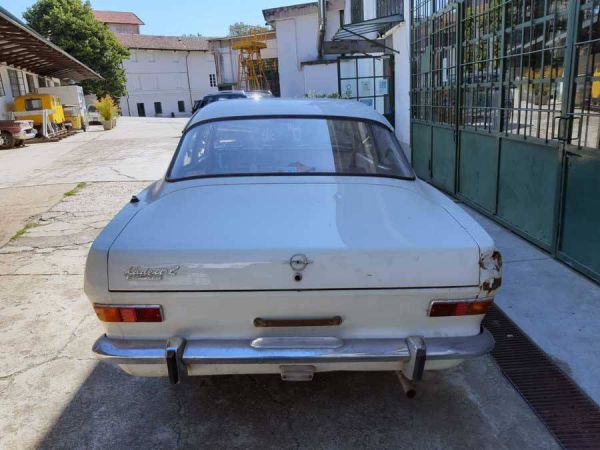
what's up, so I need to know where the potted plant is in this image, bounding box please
[95,95,118,130]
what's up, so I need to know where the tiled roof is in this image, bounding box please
[114,33,210,51]
[93,10,144,25]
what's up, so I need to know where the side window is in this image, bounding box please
[25,98,42,111]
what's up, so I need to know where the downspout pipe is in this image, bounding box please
[318,0,327,58]
[185,50,193,113]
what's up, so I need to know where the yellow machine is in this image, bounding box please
[232,34,270,92]
[14,94,65,127]
[62,105,85,131]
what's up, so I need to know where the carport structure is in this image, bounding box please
[410,0,600,283]
[0,6,101,82]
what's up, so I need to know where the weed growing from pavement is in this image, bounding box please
[63,182,87,197]
[9,222,43,241]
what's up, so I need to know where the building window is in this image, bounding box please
[376,0,403,18]
[339,9,345,26]
[209,74,217,87]
[25,73,36,93]
[154,101,162,114]
[38,77,47,88]
[7,69,26,97]
[178,100,185,112]
[350,0,363,23]
[0,76,5,97]
[137,103,146,117]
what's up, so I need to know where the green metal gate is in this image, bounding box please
[410,0,600,283]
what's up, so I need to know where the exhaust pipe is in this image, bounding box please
[396,371,417,398]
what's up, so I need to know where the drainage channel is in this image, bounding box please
[483,305,600,450]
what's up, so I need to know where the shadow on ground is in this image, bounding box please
[36,358,558,450]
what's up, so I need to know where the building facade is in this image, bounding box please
[92,10,144,35]
[264,1,345,99]
[95,11,218,117]
[115,34,218,117]
[263,0,410,148]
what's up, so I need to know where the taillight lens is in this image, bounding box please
[429,298,493,317]
[93,304,163,322]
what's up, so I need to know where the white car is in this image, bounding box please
[85,99,501,388]
[86,104,102,126]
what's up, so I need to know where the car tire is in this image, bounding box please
[15,139,25,147]
[0,131,15,150]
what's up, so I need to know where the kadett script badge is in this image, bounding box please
[125,265,180,281]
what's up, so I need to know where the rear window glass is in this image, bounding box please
[168,117,414,181]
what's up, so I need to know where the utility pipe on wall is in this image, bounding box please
[318,0,327,58]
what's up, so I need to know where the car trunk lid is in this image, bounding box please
[107,181,480,291]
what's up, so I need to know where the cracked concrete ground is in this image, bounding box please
[0,117,560,449]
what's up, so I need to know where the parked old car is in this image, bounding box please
[86,104,102,126]
[86,99,501,388]
[0,119,36,149]
[191,90,248,113]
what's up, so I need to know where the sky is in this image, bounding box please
[5,0,287,37]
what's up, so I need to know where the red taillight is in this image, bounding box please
[93,304,163,322]
[429,298,493,317]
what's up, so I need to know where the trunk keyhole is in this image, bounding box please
[294,273,302,282]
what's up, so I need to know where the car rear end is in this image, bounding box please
[85,103,500,384]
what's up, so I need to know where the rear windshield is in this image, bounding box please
[168,117,414,181]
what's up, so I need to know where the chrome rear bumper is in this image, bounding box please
[93,329,494,383]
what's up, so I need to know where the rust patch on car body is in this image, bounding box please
[480,250,502,296]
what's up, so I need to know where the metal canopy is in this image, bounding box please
[0,6,102,81]
[332,14,403,41]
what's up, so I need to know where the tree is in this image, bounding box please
[228,22,271,37]
[23,0,129,99]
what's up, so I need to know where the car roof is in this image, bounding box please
[187,98,392,129]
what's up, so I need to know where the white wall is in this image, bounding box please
[270,1,343,98]
[303,63,338,96]
[107,23,139,34]
[391,2,411,153]
[120,48,218,117]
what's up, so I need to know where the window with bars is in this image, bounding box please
[209,74,217,87]
[377,0,403,18]
[7,69,26,97]
[410,0,434,122]
[411,0,571,141]
[461,0,568,139]
[351,0,364,23]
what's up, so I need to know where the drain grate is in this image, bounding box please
[483,306,600,450]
